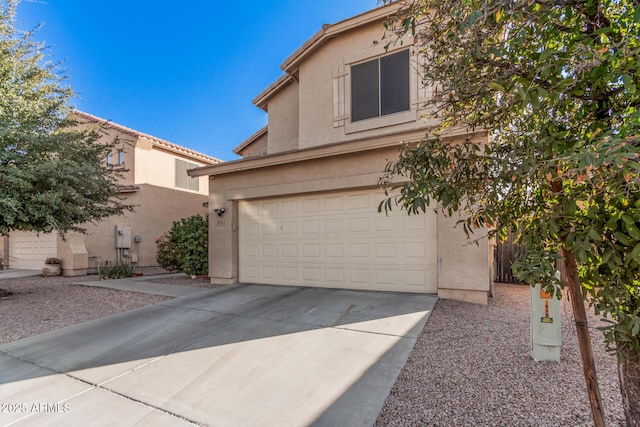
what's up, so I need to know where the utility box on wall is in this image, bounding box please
[530,281,562,362]
[115,225,132,249]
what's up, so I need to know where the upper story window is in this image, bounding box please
[107,150,124,166]
[350,49,410,122]
[175,159,200,191]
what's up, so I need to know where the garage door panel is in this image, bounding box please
[324,219,343,233]
[348,269,370,285]
[281,222,297,235]
[302,198,320,212]
[243,244,259,258]
[243,223,259,237]
[375,243,399,259]
[325,244,344,258]
[347,218,369,233]
[8,232,57,270]
[325,196,344,210]
[262,266,278,280]
[325,268,344,283]
[281,267,299,281]
[302,267,321,282]
[375,217,399,232]
[281,245,298,258]
[262,245,278,258]
[239,189,437,293]
[348,194,369,210]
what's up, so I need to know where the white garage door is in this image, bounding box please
[8,231,57,270]
[239,189,437,293]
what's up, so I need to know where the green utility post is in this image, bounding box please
[530,276,562,362]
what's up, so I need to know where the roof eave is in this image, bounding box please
[233,126,268,154]
[280,2,403,74]
[72,110,223,165]
[252,75,294,111]
[252,2,403,109]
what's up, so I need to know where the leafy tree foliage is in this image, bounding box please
[155,215,208,277]
[0,0,131,235]
[380,1,639,425]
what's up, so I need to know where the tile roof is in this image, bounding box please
[73,111,222,165]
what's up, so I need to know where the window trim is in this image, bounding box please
[175,158,200,192]
[343,44,418,135]
[350,49,410,122]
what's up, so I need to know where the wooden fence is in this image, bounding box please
[494,232,525,284]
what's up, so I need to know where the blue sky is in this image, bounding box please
[15,1,380,161]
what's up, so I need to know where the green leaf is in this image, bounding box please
[625,223,640,240]
[488,82,506,93]
[588,228,602,242]
[629,242,640,263]
[621,214,635,225]
[539,49,554,62]
[622,74,636,94]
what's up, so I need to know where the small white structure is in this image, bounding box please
[530,280,562,362]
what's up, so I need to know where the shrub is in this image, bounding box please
[99,261,135,280]
[156,215,208,277]
[155,233,181,272]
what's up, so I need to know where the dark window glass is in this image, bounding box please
[380,50,410,116]
[351,49,410,122]
[351,59,379,122]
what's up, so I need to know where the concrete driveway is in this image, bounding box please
[0,283,436,426]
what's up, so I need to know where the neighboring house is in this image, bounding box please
[190,3,491,304]
[1,111,221,275]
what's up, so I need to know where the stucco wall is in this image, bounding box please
[437,213,491,304]
[239,133,268,158]
[76,121,138,185]
[82,184,209,267]
[0,235,7,268]
[206,137,490,301]
[295,21,430,150]
[266,82,300,154]
[134,140,210,195]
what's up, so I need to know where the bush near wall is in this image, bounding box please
[156,215,208,277]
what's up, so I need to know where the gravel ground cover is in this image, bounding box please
[0,273,626,425]
[0,272,170,345]
[376,283,625,427]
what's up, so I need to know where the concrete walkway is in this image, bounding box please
[76,274,207,297]
[0,269,41,280]
[0,279,436,426]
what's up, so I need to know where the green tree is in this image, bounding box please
[380,1,639,425]
[1,0,131,237]
[156,215,208,277]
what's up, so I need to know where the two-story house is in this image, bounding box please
[191,3,491,303]
[1,111,221,276]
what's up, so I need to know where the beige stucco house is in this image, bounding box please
[191,3,491,304]
[1,111,221,276]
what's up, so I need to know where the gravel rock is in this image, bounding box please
[0,275,626,425]
[0,274,169,345]
[375,283,625,427]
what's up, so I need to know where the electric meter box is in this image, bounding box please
[530,281,562,362]
[115,225,132,249]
